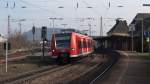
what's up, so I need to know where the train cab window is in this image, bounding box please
[56,40,70,48]
[55,33,71,48]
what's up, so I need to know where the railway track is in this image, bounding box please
[0,48,41,64]
[0,51,113,84]
[21,53,105,84]
[0,53,101,84]
[68,50,120,84]
[89,50,119,84]
[0,64,71,84]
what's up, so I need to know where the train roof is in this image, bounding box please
[72,32,93,40]
[54,32,93,40]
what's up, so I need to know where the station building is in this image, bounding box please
[129,13,150,52]
[94,13,150,52]
[94,19,131,51]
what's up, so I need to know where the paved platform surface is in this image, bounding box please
[95,51,150,84]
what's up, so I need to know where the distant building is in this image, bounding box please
[95,13,150,52]
[94,20,131,51]
[0,35,7,43]
[0,34,7,53]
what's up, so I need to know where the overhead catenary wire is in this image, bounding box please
[80,0,101,16]
[19,0,65,17]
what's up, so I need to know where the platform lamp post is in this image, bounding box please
[129,24,135,52]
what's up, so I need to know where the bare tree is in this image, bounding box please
[9,30,31,50]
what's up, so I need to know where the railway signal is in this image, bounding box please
[41,26,47,62]
[32,26,36,42]
[41,26,47,40]
[32,26,35,35]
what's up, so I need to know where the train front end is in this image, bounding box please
[51,33,71,64]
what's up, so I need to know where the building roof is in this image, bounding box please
[132,13,150,22]
[107,20,129,36]
[130,13,150,37]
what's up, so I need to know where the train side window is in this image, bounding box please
[78,40,81,48]
[88,40,90,48]
[89,40,91,47]
[86,40,88,48]
[91,40,93,47]
[83,40,87,48]
[83,40,85,48]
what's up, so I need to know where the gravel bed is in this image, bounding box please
[23,54,105,84]
[0,56,56,80]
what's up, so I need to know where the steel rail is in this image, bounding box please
[89,51,119,84]
[9,64,72,84]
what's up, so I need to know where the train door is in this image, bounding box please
[81,39,84,54]
[51,34,56,54]
[86,39,88,52]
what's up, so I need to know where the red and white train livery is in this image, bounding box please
[50,32,94,63]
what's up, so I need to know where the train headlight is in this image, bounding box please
[52,50,55,52]
[71,48,75,51]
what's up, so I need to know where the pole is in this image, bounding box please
[33,33,35,43]
[142,18,144,53]
[88,24,91,36]
[5,41,8,72]
[19,22,21,34]
[8,16,10,37]
[6,15,10,72]
[149,37,150,56]
[131,27,134,52]
[42,38,45,61]
[52,19,54,33]
[100,16,103,36]
[32,26,35,55]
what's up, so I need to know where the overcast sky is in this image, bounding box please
[0,0,150,36]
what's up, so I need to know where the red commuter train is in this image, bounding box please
[50,32,94,64]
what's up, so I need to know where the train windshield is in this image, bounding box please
[55,33,71,48]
